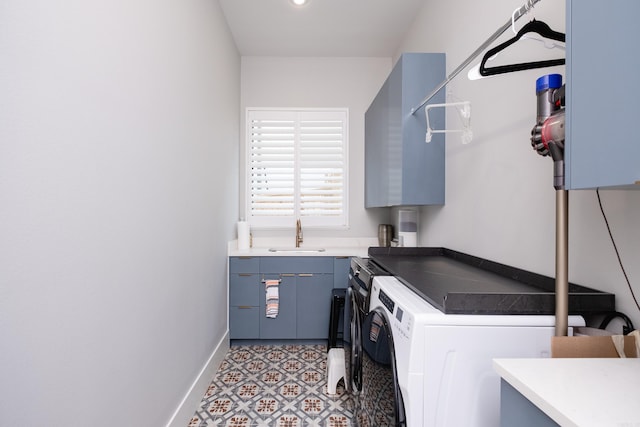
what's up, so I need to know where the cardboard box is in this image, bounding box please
[551,334,638,358]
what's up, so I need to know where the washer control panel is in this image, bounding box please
[378,289,395,314]
[379,289,413,342]
[393,305,413,342]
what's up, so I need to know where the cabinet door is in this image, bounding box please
[259,274,296,339]
[229,306,259,339]
[333,256,350,289]
[296,273,334,339]
[365,66,393,208]
[566,0,640,189]
[229,273,260,307]
[500,380,559,426]
[365,53,446,207]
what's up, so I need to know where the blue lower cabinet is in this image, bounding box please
[500,380,558,427]
[229,256,352,340]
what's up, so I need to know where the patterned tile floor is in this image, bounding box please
[188,344,354,427]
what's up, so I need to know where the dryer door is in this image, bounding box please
[357,307,406,427]
[344,286,363,394]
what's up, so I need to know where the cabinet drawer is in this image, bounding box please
[229,306,259,339]
[260,256,333,273]
[229,274,260,306]
[229,256,259,273]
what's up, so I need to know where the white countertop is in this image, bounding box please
[494,358,640,427]
[228,237,376,257]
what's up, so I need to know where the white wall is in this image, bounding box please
[240,57,393,239]
[0,1,239,426]
[398,0,640,328]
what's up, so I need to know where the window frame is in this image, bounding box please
[245,107,349,230]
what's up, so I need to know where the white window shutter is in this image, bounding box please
[247,109,348,228]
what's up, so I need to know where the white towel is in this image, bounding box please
[369,312,384,342]
[265,279,280,318]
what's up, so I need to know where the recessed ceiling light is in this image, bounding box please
[290,0,310,6]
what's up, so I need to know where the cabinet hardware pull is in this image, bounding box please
[238,273,253,277]
[238,306,253,309]
[238,256,253,259]
[298,273,314,277]
[336,256,349,259]
[281,273,295,277]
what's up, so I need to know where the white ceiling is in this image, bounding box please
[218,0,427,57]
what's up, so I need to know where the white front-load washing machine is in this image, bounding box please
[361,275,584,427]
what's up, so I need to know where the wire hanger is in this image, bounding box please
[478,19,565,77]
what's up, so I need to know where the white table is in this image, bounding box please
[494,358,640,427]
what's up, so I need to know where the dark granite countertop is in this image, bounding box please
[368,247,615,315]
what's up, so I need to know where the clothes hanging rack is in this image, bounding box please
[410,0,542,115]
[425,101,472,144]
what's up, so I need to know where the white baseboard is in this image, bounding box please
[166,331,230,427]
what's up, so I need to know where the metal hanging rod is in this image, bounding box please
[410,0,542,115]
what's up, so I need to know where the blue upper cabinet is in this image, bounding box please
[566,0,640,189]
[365,53,446,207]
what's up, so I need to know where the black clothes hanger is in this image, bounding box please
[479,19,565,77]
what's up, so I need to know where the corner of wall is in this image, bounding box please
[165,332,230,427]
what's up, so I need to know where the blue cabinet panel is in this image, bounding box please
[229,306,259,339]
[566,0,640,189]
[365,53,446,207]
[229,273,260,307]
[500,380,558,427]
[260,256,333,273]
[296,274,333,339]
[229,256,260,273]
[333,256,350,289]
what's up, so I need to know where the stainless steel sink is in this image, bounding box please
[268,247,326,253]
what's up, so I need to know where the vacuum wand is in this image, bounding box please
[531,74,569,337]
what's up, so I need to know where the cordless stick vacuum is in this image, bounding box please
[530,74,569,336]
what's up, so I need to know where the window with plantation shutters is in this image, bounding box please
[246,109,348,228]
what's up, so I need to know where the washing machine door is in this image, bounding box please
[356,307,405,427]
[343,286,362,393]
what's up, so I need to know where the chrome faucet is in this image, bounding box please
[295,219,303,248]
